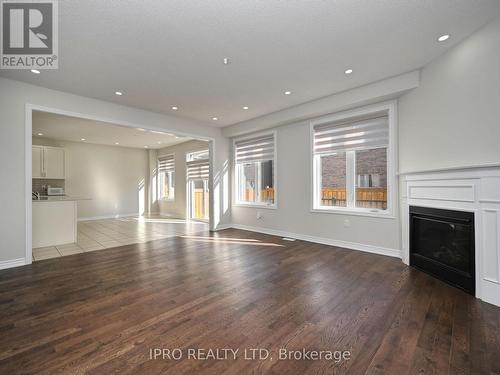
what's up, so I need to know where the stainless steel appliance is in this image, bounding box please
[47,187,65,196]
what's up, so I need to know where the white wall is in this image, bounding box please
[33,137,149,219]
[231,120,401,253]
[156,140,210,219]
[0,77,231,264]
[398,16,500,173]
[230,16,500,256]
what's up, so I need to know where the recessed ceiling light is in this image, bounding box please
[115,142,119,145]
[345,69,353,75]
[284,91,292,95]
[81,138,86,141]
[243,106,249,110]
[172,106,178,110]
[31,69,40,74]
[223,57,230,65]
[144,145,149,148]
[157,141,162,144]
[438,34,450,42]
[115,91,123,96]
[137,128,146,131]
[37,132,43,136]
[212,117,218,121]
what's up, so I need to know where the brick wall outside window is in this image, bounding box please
[321,148,387,188]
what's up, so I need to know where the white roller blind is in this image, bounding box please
[235,134,275,164]
[186,157,209,180]
[158,154,174,172]
[313,115,388,154]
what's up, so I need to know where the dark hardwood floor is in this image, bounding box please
[0,229,499,374]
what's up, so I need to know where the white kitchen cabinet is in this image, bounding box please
[32,146,43,178]
[32,146,66,179]
[32,200,77,247]
[44,147,65,179]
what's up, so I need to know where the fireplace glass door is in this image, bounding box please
[410,206,475,294]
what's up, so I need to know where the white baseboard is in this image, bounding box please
[0,258,26,270]
[213,223,233,231]
[78,213,139,222]
[227,224,402,259]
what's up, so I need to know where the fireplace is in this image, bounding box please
[409,206,475,295]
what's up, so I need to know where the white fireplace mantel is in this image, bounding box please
[400,165,500,307]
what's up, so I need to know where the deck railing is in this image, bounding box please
[244,187,275,203]
[321,187,387,209]
[193,189,207,219]
[243,187,387,209]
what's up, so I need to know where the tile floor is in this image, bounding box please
[32,216,208,261]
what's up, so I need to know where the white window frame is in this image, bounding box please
[233,130,278,209]
[310,101,397,219]
[158,153,175,201]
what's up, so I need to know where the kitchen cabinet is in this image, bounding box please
[32,146,43,178]
[32,146,65,179]
[32,200,77,247]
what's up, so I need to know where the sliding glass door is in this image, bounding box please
[186,150,209,222]
[188,179,209,221]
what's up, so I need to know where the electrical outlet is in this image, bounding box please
[256,211,263,220]
[343,219,350,228]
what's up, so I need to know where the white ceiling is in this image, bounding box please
[3,0,500,127]
[32,111,194,149]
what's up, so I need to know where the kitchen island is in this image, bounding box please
[32,196,90,248]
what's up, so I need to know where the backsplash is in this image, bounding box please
[32,179,65,195]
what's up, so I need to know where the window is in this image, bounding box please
[158,154,175,200]
[312,108,393,215]
[186,149,209,162]
[234,133,276,207]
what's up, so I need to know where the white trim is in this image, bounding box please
[0,258,26,271]
[233,130,278,209]
[310,207,395,219]
[77,213,139,222]
[233,203,277,210]
[227,224,401,258]
[213,223,233,231]
[310,100,397,218]
[25,105,33,265]
[398,162,500,176]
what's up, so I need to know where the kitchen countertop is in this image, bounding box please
[32,195,91,202]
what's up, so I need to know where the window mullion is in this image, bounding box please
[256,162,261,203]
[346,151,356,208]
[237,164,243,202]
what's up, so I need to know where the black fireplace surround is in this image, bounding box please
[409,206,475,295]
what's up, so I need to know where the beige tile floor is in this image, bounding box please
[32,216,208,261]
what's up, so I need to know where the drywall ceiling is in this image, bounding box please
[2,0,500,127]
[32,111,194,149]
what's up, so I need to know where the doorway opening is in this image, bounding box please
[25,104,215,264]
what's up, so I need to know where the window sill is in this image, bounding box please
[159,198,175,202]
[311,207,395,219]
[234,202,277,210]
